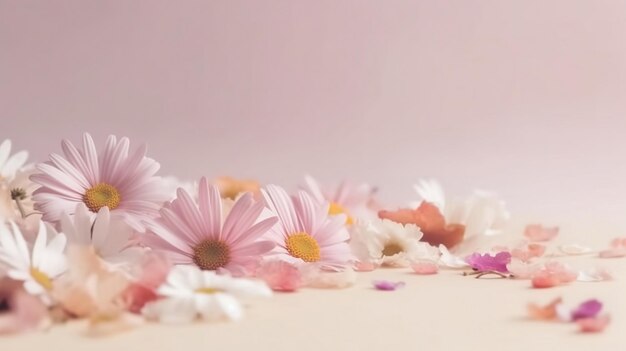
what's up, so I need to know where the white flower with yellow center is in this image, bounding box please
[350,218,436,267]
[142,265,272,324]
[0,221,67,304]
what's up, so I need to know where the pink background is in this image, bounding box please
[1,1,625,229]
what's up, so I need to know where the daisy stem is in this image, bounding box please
[14,197,27,219]
[474,271,508,279]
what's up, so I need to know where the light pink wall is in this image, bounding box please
[1,1,625,227]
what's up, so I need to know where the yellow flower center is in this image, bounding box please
[83,183,121,212]
[328,202,353,225]
[195,288,220,295]
[192,240,231,270]
[285,232,321,262]
[30,268,53,291]
[382,242,404,257]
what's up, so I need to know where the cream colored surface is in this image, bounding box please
[1,221,624,350]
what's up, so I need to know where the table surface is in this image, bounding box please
[1,221,624,351]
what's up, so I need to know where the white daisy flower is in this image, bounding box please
[142,265,272,324]
[0,139,29,182]
[350,218,435,267]
[0,221,67,304]
[413,178,510,240]
[60,203,145,268]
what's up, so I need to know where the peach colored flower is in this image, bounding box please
[215,176,260,200]
[379,202,465,248]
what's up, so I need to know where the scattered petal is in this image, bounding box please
[411,260,439,275]
[527,297,563,320]
[507,258,540,279]
[372,280,405,291]
[524,224,559,242]
[577,268,612,282]
[577,315,610,333]
[559,244,593,256]
[305,268,357,289]
[465,251,511,273]
[571,299,602,320]
[438,244,469,268]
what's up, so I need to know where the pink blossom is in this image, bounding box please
[465,251,511,273]
[524,224,559,242]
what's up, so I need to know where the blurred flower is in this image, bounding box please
[411,179,509,239]
[60,203,144,268]
[261,185,354,271]
[379,202,466,248]
[142,265,271,323]
[31,133,168,230]
[215,176,260,200]
[0,222,67,304]
[507,258,540,279]
[0,277,49,334]
[349,218,435,268]
[0,139,29,182]
[123,252,171,313]
[465,251,511,273]
[52,246,128,318]
[372,280,405,291]
[300,175,377,224]
[161,176,196,201]
[255,259,303,292]
[144,178,277,276]
[523,224,559,242]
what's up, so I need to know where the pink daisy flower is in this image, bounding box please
[30,133,167,230]
[301,175,377,224]
[262,185,354,271]
[143,177,278,276]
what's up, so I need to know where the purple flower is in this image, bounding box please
[465,251,512,273]
[572,299,603,320]
[372,280,405,291]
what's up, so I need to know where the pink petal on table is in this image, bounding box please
[598,247,626,258]
[571,299,602,320]
[373,280,405,291]
[354,261,377,272]
[507,259,539,279]
[524,224,559,242]
[527,297,563,320]
[256,260,303,292]
[465,251,511,273]
[577,315,610,333]
[411,260,439,275]
[531,271,560,288]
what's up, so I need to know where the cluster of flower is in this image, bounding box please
[0,134,615,335]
